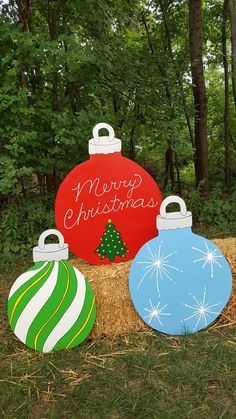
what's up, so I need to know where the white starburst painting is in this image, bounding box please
[181,287,222,331]
[136,241,182,295]
[192,241,222,278]
[144,298,171,326]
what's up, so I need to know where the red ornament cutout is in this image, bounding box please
[55,123,162,265]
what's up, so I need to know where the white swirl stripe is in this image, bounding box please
[13,262,59,344]
[8,262,47,299]
[42,268,86,352]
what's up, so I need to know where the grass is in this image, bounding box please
[1,252,236,419]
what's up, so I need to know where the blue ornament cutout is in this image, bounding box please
[129,196,232,335]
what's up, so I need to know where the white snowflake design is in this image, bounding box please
[181,287,222,331]
[192,241,223,278]
[136,241,182,295]
[144,298,171,326]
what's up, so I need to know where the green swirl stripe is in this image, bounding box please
[54,280,96,351]
[8,261,48,314]
[8,262,54,330]
[26,261,46,272]
[25,260,78,351]
[21,261,46,273]
[66,296,95,349]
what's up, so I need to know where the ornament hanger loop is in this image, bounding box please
[93,123,115,144]
[38,229,64,250]
[160,196,187,218]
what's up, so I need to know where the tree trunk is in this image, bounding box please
[36,173,46,196]
[48,1,60,193]
[129,124,136,161]
[189,0,209,196]
[222,0,230,192]
[48,1,59,111]
[175,153,182,195]
[129,100,140,161]
[159,0,195,149]
[16,0,31,87]
[228,0,236,109]
[62,10,79,114]
[16,0,31,32]
[164,147,175,189]
[142,13,177,190]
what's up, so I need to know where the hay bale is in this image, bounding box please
[211,238,236,329]
[71,237,236,339]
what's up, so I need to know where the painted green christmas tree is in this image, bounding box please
[95,219,129,262]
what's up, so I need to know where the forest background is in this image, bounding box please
[0,0,236,267]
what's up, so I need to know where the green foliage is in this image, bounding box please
[187,183,236,233]
[199,185,236,230]
[0,196,55,267]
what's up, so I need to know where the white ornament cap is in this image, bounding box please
[33,229,69,262]
[157,196,192,230]
[89,123,122,155]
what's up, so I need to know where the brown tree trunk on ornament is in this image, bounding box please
[222,0,230,193]
[189,0,209,196]
[228,0,236,109]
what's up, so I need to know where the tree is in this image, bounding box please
[141,12,177,191]
[228,0,236,109]
[222,0,230,192]
[95,219,129,262]
[158,0,194,150]
[189,0,209,196]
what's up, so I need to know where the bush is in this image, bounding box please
[186,183,236,232]
[0,195,55,268]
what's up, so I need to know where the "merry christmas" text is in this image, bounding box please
[63,174,158,228]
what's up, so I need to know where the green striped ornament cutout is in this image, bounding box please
[8,260,96,352]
